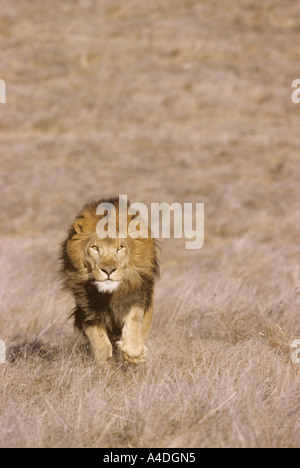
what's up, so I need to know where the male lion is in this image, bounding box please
[60,197,159,364]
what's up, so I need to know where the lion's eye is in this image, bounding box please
[117,245,124,252]
[91,245,99,251]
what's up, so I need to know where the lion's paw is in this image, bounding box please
[94,347,113,364]
[117,340,147,364]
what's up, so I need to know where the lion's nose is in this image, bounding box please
[100,267,116,277]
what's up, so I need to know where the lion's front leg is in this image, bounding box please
[85,324,112,363]
[117,306,147,364]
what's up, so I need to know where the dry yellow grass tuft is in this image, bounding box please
[1,0,300,448]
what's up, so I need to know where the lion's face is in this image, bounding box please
[65,199,159,294]
[86,235,129,293]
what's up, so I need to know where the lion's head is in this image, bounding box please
[63,198,159,293]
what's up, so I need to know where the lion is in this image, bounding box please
[60,197,159,364]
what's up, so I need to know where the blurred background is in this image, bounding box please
[1,0,299,252]
[1,0,300,448]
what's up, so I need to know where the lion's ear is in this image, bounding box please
[74,218,86,234]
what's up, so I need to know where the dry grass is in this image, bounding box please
[1,0,300,448]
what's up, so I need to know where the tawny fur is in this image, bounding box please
[60,197,159,364]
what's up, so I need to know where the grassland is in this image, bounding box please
[0,0,300,448]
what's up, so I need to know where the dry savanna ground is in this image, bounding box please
[1,0,300,448]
